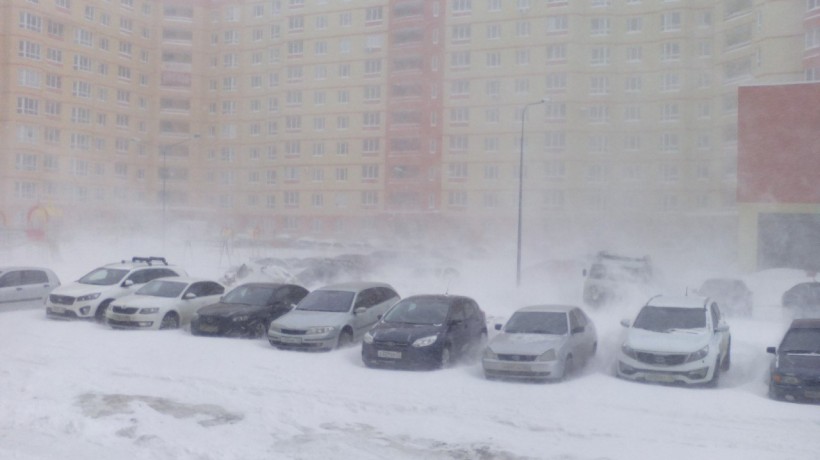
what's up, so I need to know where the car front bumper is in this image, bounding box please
[46,303,96,320]
[361,342,443,369]
[268,330,339,351]
[482,357,561,380]
[105,312,160,329]
[617,354,715,385]
[769,381,820,403]
[192,317,262,338]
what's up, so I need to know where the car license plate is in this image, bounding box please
[377,350,401,359]
[199,324,219,333]
[109,314,128,322]
[500,362,530,372]
[279,336,302,344]
[50,306,64,313]
[645,373,675,383]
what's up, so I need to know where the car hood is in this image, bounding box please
[487,333,567,355]
[625,328,712,353]
[196,303,269,318]
[369,323,442,343]
[273,309,350,329]
[112,295,179,309]
[50,282,116,297]
[776,353,820,375]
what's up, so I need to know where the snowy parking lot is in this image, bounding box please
[1,239,819,460]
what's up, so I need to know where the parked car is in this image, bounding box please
[781,281,820,318]
[582,251,653,308]
[617,295,731,386]
[362,294,487,369]
[0,266,60,311]
[191,283,309,338]
[696,278,754,316]
[766,318,820,403]
[45,257,186,322]
[105,277,225,330]
[482,305,597,381]
[268,282,399,351]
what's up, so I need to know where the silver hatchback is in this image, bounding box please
[268,282,399,351]
[483,305,597,382]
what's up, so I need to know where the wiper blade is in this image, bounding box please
[783,349,820,355]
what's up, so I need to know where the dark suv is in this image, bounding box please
[767,318,820,403]
[362,294,487,369]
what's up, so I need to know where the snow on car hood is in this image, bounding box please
[50,282,118,297]
[273,309,350,329]
[112,294,181,310]
[625,327,711,353]
[196,303,266,318]
[488,333,567,355]
[370,323,442,343]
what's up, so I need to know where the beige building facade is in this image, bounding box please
[1,0,815,249]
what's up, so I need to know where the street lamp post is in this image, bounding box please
[160,134,199,251]
[516,99,547,287]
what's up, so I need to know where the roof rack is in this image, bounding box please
[131,256,168,266]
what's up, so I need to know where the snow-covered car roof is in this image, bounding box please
[645,295,709,309]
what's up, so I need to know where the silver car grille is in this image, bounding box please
[49,294,75,305]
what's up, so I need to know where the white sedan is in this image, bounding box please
[105,277,225,330]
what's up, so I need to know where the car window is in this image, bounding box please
[569,310,581,331]
[126,269,151,284]
[184,282,205,297]
[354,289,376,309]
[205,282,225,296]
[450,302,466,321]
[0,271,22,288]
[22,270,50,284]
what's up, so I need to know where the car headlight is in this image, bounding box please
[139,308,159,314]
[686,345,709,363]
[537,349,557,361]
[363,331,374,344]
[412,335,438,348]
[77,292,101,302]
[483,348,497,360]
[231,315,250,322]
[773,373,801,385]
[621,343,638,359]
[306,326,336,335]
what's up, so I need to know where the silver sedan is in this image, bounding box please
[482,305,597,382]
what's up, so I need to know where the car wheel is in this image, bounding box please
[94,300,112,323]
[438,345,452,369]
[721,342,732,371]
[707,359,721,388]
[253,321,267,339]
[562,355,575,381]
[337,330,353,349]
[159,312,179,330]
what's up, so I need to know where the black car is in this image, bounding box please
[191,283,309,338]
[361,294,487,369]
[697,278,754,316]
[781,282,820,317]
[767,318,820,403]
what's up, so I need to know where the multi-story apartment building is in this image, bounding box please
[0,0,815,250]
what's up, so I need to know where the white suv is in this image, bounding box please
[45,257,186,322]
[617,295,731,386]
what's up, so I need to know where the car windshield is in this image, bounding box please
[78,268,129,286]
[780,328,820,354]
[135,280,187,298]
[296,290,355,313]
[505,311,568,335]
[633,306,706,332]
[222,285,276,306]
[383,298,449,325]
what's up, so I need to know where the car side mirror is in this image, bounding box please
[620,318,631,328]
[572,326,584,334]
[766,346,776,354]
[494,324,502,331]
[354,307,367,315]
[448,319,463,327]
[183,292,197,300]
[122,279,134,288]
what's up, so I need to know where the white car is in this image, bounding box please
[0,267,60,311]
[45,257,186,321]
[617,295,731,386]
[106,277,225,330]
[483,305,597,382]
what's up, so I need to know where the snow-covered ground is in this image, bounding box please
[1,237,819,460]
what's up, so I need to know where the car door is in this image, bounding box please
[22,270,55,306]
[569,308,595,361]
[0,270,26,309]
[447,301,471,355]
[179,282,218,323]
[351,288,379,338]
[709,302,730,360]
